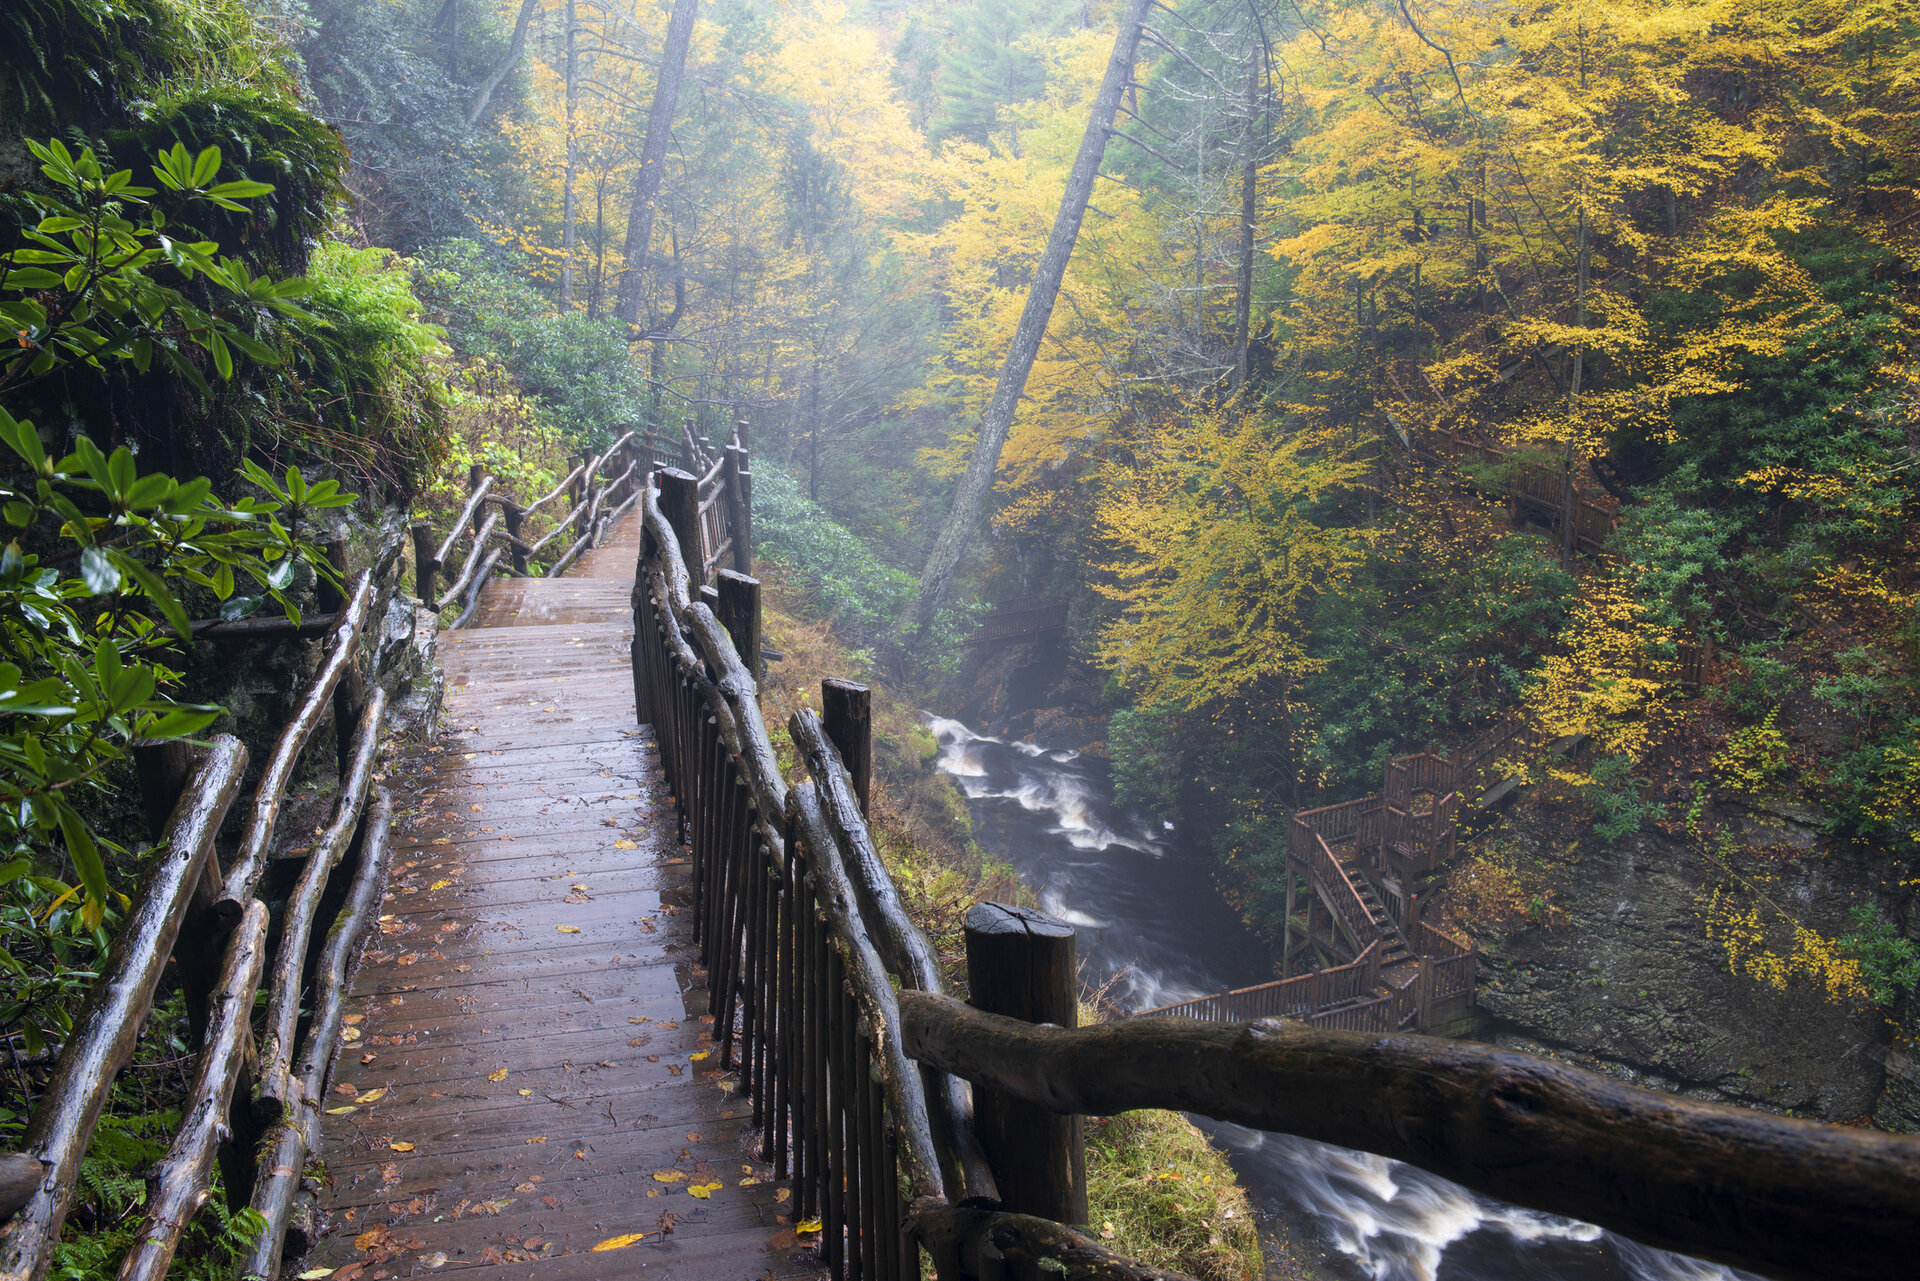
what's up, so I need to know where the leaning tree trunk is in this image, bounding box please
[464,0,541,126]
[1558,203,1591,566]
[1231,57,1262,392]
[898,0,1152,646]
[613,0,699,327]
[560,0,579,311]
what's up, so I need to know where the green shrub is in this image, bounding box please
[1086,1110,1261,1281]
[1840,905,1920,1007]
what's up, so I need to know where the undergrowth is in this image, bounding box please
[1085,1110,1262,1281]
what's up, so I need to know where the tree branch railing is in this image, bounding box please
[408,425,673,618]
[0,546,402,1281]
[635,434,1916,1281]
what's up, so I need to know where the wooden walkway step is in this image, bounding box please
[305,518,822,1280]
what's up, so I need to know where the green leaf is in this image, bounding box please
[190,145,223,188]
[79,548,121,595]
[118,554,192,640]
[52,802,108,931]
[219,594,260,621]
[266,557,295,591]
[139,706,220,740]
[2,268,64,290]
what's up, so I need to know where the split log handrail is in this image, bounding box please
[2,540,405,1281]
[0,737,248,1281]
[898,996,1920,1281]
[409,427,660,615]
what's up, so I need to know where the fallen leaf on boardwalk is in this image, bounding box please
[689,1050,710,1061]
[488,1068,509,1082]
[574,1149,587,1159]
[775,1188,791,1203]
[379,1163,400,1185]
[796,1218,824,1235]
[355,1088,387,1104]
[557,925,581,934]
[471,804,483,812]
[685,1132,701,1143]
[651,1170,685,1183]
[666,1064,684,1076]
[542,1194,561,1208]
[655,1020,678,1030]
[525,1136,548,1144]
[432,837,450,845]
[429,879,452,891]
[517,1088,533,1096]
[439,922,460,932]
[628,1037,649,1047]
[353,1228,393,1250]
[613,839,637,849]
[592,1233,652,1252]
[325,1105,357,1115]
[396,953,418,965]
[571,884,590,893]
[360,1053,376,1064]
[297,1270,334,1279]
[739,1176,759,1186]
[628,1016,650,1024]
[688,1182,722,1199]
[564,893,590,904]
[341,1028,362,1044]
[389,1141,414,1152]
[422,1250,448,1268]
[332,1264,366,1281]
[334,1083,358,1096]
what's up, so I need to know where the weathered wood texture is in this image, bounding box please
[297,515,820,1281]
[0,1156,39,1223]
[0,737,248,1281]
[898,994,1920,1281]
[962,905,1085,1226]
[115,899,270,1281]
[216,573,374,925]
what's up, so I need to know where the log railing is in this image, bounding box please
[634,449,1920,1281]
[408,425,673,620]
[0,566,398,1281]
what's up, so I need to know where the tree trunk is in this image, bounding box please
[1231,60,1260,392]
[464,0,541,127]
[1559,204,1591,566]
[899,0,1151,646]
[613,0,699,326]
[560,0,578,311]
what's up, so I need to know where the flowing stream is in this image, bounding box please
[928,716,1760,1281]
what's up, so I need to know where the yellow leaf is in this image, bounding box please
[389,1141,414,1152]
[775,1188,791,1203]
[518,1088,533,1097]
[488,1068,509,1082]
[298,1270,335,1279]
[341,1027,362,1043]
[738,1176,759,1186]
[689,1050,710,1062]
[613,839,637,849]
[557,925,581,934]
[796,1218,823,1235]
[687,1182,722,1199]
[325,1106,356,1115]
[591,1233,649,1252]
[355,1088,387,1104]
[430,879,453,891]
[526,1136,548,1144]
[651,1170,684,1183]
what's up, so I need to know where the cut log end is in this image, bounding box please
[1,1151,46,1221]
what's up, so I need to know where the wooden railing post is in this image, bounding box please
[656,467,703,589]
[722,443,752,574]
[467,464,485,534]
[963,901,1087,1225]
[715,569,762,683]
[411,520,437,603]
[821,679,871,815]
[504,504,528,575]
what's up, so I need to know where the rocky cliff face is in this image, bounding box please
[1473,803,1917,1130]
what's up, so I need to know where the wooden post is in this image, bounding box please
[1417,955,1435,1030]
[1281,869,1295,980]
[964,902,1087,1224]
[656,467,703,587]
[411,520,436,603]
[723,443,752,574]
[714,570,762,682]
[820,679,871,816]
[132,741,198,842]
[570,452,587,510]
[504,504,528,575]
[467,464,485,534]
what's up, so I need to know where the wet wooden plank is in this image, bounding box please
[302,514,820,1281]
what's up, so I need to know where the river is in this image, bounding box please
[927,716,1761,1281]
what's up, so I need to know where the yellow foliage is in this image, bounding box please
[1518,573,1675,770]
[1703,888,1871,1006]
[1093,403,1370,711]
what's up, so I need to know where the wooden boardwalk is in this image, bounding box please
[305,517,820,1279]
